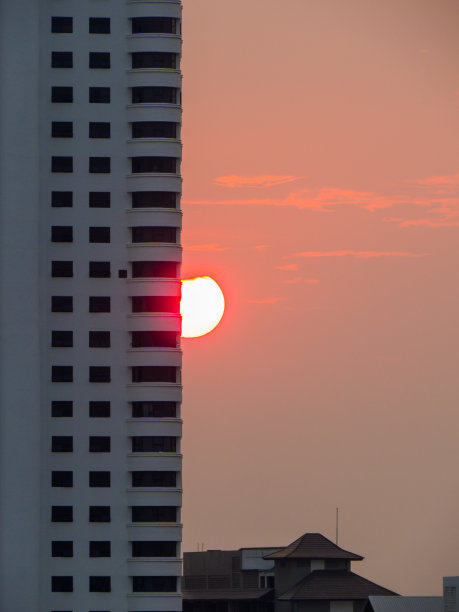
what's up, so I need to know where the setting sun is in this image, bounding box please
[180,277,225,338]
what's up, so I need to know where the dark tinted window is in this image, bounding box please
[89,436,111,452]
[132,576,177,592]
[131,296,179,314]
[51,366,73,383]
[132,436,176,453]
[132,261,178,278]
[89,471,110,487]
[131,471,176,487]
[131,86,177,104]
[132,401,177,418]
[90,541,111,557]
[89,331,110,348]
[89,191,110,208]
[89,506,110,522]
[89,17,110,33]
[52,86,73,103]
[131,156,176,173]
[52,121,73,137]
[132,52,177,69]
[52,401,73,417]
[132,17,176,34]
[89,297,110,313]
[52,261,73,277]
[89,157,110,173]
[89,261,110,278]
[89,52,110,69]
[131,191,177,208]
[89,227,110,242]
[89,401,110,417]
[89,367,111,383]
[52,471,73,487]
[52,296,73,312]
[131,506,177,522]
[131,366,177,383]
[89,87,110,103]
[132,121,177,139]
[52,541,73,557]
[52,156,73,173]
[51,226,73,242]
[89,576,111,592]
[52,51,73,68]
[52,436,73,452]
[52,17,73,33]
[89,122,110,138]
[132,541,176,557]
[52,506,73,522]
[51,576,73,592]
[52,331,73,347]
[132,227,176,243]
[52,191,73,207]
[131,331,178,348]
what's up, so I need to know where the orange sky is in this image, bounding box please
[179,0,459,595]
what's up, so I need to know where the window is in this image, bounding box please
[131,17,176,34]
[131,331,178,348]
[132,121,177,139]
[119,269,127,278]
[89,261,110,278]
[132,436,177,453]
[89,401,110,418]
[51,226,73,242]
[89,191,110,208]
[132,576,177,593]
[131,157,176,174]
[89,157,110,173]
[89,471,110,487]
[132,52,177,69]
[90,541,111,557]
[52,86,73,103]
[131,471,176,488]
[52,121,73,138]
[89,52,110,68]
[131,227,176,243]
[51,576,73,592]
[89,297,110,313]
[89,367,111,383]
[52,156,73,173]
[52,366,73,383]
[52,191,73,207]
[52,541,73,557]
[90,576,111,592]
[52,471,73,487]
[52,506,73,522]
[131,366,177,383]
[131,191,177,208]
[51,17,73,33]
[89,87,110,103]
[131,261,178,279]
[131,506,177,522]
[131,87,177,104]
[52,261,73,277]
[131,296,180,314]
[52,436,73,452]
[89,506,111,522]
[89,227,110,243]
[132,541,176,557]
[89,17,111,34]
[89,436,111,452]
[89,122,110,138]
[52,296,73,312]
[132,401,177,418]
[52,401,73,417]
[52,331,73,347]
[89,331,110,348]
[52,52,73,68]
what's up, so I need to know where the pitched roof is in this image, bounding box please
[368,596,443,612]
[264,534,363,560]
[278,570,398,600]
[182,589,272,601]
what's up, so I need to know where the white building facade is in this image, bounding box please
[0,1,183,610]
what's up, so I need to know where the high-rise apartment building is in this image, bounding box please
[0,1,183,610]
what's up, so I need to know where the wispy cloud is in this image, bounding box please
[184,243,230,252]
[214,175,300,188]
[255,244,269,251]
[276,264,298,271]
[294,250,427,258]
[282,277,319,285]
[247,297,286,304]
